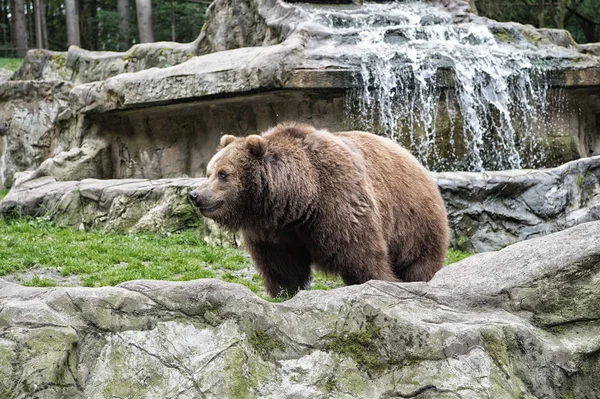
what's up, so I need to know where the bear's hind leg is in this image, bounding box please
[246,241,312,297]
[336,246,399,285]
[399,255,443,282]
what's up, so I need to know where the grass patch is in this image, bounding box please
[0,217,251,288]
[21,275,58,287]
[0,218,473,299]
[445,248,472,264]
[311,271,345,291]
[0,188,8,201]
[0,58,22,72]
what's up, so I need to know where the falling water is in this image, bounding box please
[0,135,7,188]
[302,2,555,171]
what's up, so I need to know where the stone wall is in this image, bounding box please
[91,90,348,179]
[80,86,595,180]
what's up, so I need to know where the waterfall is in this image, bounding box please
[302,2,554,171]
[0,135,7,188]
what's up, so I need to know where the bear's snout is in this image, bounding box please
[188,188,224,215]
[188,190,199,206]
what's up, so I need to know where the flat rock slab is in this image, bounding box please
[0,176,205,233]
[1,221,599,398]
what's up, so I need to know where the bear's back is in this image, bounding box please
[334,130,449,277]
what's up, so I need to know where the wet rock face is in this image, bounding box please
[1,221,599,398]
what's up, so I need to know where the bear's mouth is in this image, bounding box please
[198,200,224,214]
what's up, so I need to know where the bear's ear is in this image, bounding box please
[217,135,236,151]
[246,135,267,158]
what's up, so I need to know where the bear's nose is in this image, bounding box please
[188,190,199,204]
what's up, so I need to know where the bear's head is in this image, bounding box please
[189,134,268,229]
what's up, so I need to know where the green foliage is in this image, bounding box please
[0,188,9,200]
[22,275,58,287]
[475,0,600,43]
[152,2,208,43]
[0,58,22,72]
[445,248,472,264]
[311,271,345,290]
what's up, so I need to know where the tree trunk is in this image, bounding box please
[87,0,98,50]
[11,0,28,57]
[65,0,80,47]
[536,0,546,28]
[1,0,9,47]
[135,0,154,43]
[40,0,47,48]
[33,0,42,48]
[171,0,175,42]
[117,0,130,51]
[26,0,33,47]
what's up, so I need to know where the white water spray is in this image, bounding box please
[302,2,555,171]
[0,135,7,188]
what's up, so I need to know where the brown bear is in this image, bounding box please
[189,123,449,297]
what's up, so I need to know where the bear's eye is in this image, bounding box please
[217,171,228,181]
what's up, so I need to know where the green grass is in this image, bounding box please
[0,188,8,201]
[0,58,22,72]
[445,248,472,265]
[0,218,472,298]
[0,217,252,289]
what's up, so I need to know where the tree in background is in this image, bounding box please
[135,0,153,43]
[117,0,129,51]
[11,0,28,56]
[0,0,207,56]
[64,0,79,46]
[476,0,600,43]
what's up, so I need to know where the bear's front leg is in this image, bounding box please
[244,240,312,298]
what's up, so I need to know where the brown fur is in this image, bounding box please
[189,123,449,297]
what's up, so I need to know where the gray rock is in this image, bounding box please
[0,175,205,233]
[14,139,111,184]
[0,68,12,83]
[1,221,599,398]
[1,0,599,187]
[0,79,75,188]
[435,156,600,252]
[14,43,199,84]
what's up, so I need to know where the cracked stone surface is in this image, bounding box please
[1,157,598,251]
[1,221,599,398]
[434,156,600,252]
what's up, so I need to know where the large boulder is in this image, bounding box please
[435,156,600,252]
[0,175,204,233]
[1,221,599,398]
[0,80,74,188]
